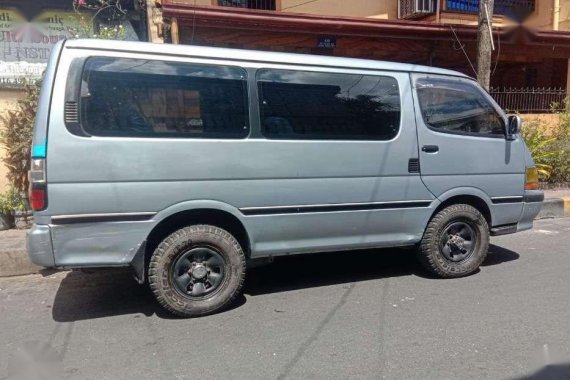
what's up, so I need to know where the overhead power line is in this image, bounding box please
[281,0,320,11]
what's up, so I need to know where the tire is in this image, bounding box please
[148,225,246,317]
[418,204,489,278]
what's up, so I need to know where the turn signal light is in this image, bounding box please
[525,166,539,190]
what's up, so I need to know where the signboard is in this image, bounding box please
[317,36,336,49]
[0,9,85,88]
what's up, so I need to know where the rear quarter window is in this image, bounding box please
[75,57,249,138]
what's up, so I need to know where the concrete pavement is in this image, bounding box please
[1,218,569,380]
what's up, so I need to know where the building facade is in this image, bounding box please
[150,0,570,112]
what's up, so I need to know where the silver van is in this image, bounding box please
[27,39,543,317]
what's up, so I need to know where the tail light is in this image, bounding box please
[525,166,539,190]
[29,159,47,211]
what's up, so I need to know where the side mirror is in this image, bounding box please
[506,115,521,140]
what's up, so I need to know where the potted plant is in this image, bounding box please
[0,188,24,230]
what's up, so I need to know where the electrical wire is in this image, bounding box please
[281,0,320,11]
[491,30,501,77]
[450,25,478,77]
[191,0,197,43]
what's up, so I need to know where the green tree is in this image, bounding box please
[0,83,41,195]
[72,0,129,39]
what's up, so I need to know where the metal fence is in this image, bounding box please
[217,0,276,10]
[489,87,567,113]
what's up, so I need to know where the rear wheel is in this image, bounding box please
[418,204,489,278]
[148,225,246,317]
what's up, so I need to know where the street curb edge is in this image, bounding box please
[536,197,570,220]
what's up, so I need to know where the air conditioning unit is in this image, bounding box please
[416,0,435,13]
[399,0,436,19]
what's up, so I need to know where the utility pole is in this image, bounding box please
[553,0,560,30]
[476,0,494,90]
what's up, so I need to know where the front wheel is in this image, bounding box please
[148,225,246,317]
[418,204,490,278]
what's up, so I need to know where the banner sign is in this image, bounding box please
[0,9,84,88]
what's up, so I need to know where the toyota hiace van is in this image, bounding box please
[27,39,543,317]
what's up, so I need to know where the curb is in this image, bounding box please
[1,198,569,278]
[0,248,42,277]
[536,197,570,220]
[0,229,41,277]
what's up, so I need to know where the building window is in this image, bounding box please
[525,66,538,88]
[446,1,535,21]
[257,69,401,140]
[218,0,276,11]
[446,0,479,12]
[416,78,504,137]
[399,0,436,19]
[78,58,249,138]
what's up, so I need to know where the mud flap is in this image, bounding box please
[131,240,146,285]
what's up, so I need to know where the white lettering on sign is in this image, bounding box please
[0,9,84,88]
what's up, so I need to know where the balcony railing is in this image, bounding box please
[490,87,567,113]
[217,0,276,11]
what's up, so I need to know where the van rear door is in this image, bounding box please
[31,39,65,161]
[411,74,526,227]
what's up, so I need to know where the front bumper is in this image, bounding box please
[490,190,544,236]
[26,224,55,267]
[517,190,544,232]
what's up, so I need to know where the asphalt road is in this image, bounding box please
[1,218,570,380]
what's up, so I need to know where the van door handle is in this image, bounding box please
[422,145,439,153]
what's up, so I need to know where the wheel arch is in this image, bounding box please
[431,188,493,227]
[132,201,252,283]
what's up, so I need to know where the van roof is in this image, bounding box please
[65,39,470,79]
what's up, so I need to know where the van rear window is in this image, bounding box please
[77,58,249,138]
[257,69,400,140]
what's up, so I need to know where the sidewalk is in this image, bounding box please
[1,191,569,277]
[543,189,570,199]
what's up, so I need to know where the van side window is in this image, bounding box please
[416,78,504,137]
[257,69,400,140]
[77,58,249,138]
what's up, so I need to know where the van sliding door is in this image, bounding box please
[245,69,434,255]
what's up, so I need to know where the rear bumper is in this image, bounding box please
[26,224,55,267]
